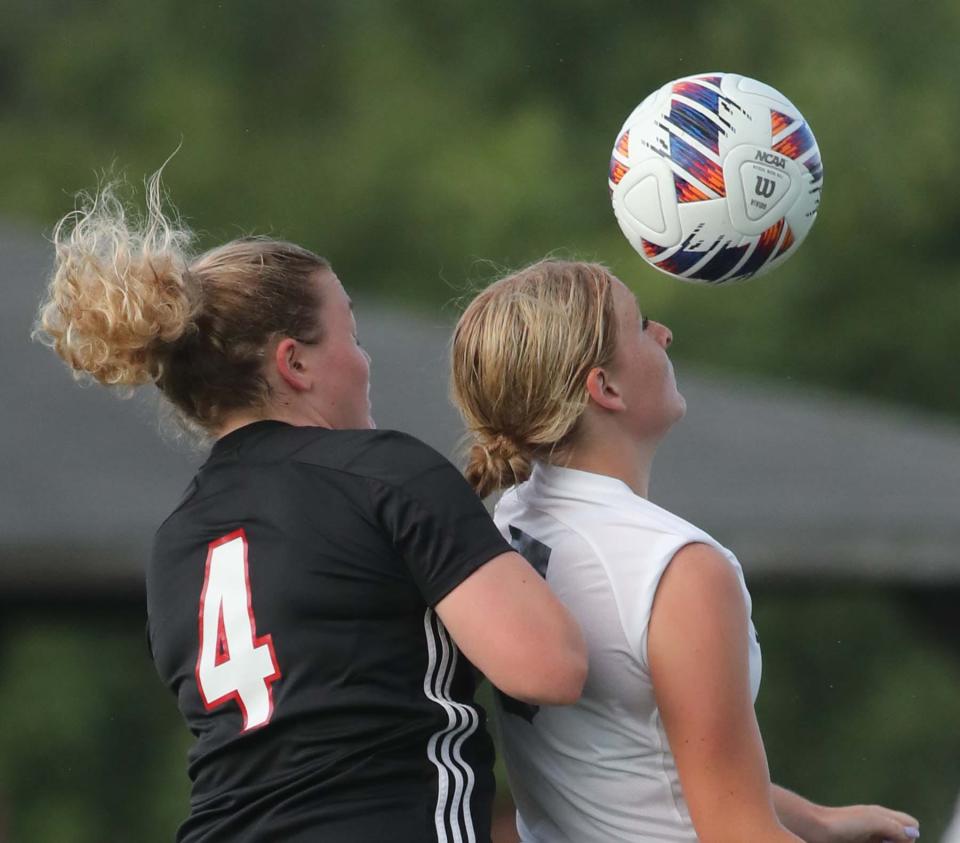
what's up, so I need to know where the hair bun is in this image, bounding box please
[36,177,196,388]
[484,432,519,459]
[463,434,531,499]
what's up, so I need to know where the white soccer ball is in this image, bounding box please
[609,72,824,284]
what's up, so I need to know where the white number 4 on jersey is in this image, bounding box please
[196,530,281,731]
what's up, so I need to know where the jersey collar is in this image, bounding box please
[529,461,639,502]
[209,419,294,458]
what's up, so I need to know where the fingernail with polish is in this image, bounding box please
[904,827,920,839]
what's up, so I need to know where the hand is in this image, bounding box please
[818,804,919,843]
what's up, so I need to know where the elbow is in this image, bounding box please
[501,645,588,706]
[478,599,589,705]
[546,649,588,704]
[543,617,589,703]
[540,608,588,703]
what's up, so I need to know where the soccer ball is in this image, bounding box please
[609,72,823,284]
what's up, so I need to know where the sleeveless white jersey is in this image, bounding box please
[493,462,762,843]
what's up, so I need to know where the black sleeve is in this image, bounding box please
[366,434,512,607]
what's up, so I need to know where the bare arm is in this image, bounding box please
[648,542,802,843]
[771,784,919,843]
[435,550,587,705]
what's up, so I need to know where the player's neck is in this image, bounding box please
[561,412,668,498]
[563,438,658,499]
[216,405,333,440]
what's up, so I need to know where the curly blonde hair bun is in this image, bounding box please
[36,172,196,388]
[36,168,331,435]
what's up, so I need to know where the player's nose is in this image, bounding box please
[650,320,673,349]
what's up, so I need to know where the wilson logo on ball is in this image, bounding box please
[755,177,776,198]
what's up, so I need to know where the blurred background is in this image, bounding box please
[1,0,959,840]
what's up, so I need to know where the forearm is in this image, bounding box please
[694,813,804,843]
[772,785,829,843]
[683,776,805,843]
[771,784,921,843]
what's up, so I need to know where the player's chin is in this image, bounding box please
[670,391,687,422]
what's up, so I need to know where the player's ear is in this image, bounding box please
[585,366,626,412]
[274,338,312,392]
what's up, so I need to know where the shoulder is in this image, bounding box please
[646,543,757,728]
[214,425,459,501]
[628,496,717,547]
[501,486,750,660]
[282,427,452,484]
[611,498,749,591]
[653,542,748,624]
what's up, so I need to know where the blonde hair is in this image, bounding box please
[450,260,618,498]
[35,170,329,435]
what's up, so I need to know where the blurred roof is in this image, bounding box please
[4,221,959,599]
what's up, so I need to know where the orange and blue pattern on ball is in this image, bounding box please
[674,174,710,203]
[651,230,717,277]
[775,224,795,257]
[732,218,785,280]
[686,238,750,282]
[802,151,823,183]
[770,111,822,183]
[650,229,758,284]
[770,109,795,137]
[609,156,629,186]
[615,130,630,157]
[653,246,705,277]
[773,121,815,160]
[665,99,720,154]
[667,134,725,196]
[641,239,667,259]
[672,80,720,116]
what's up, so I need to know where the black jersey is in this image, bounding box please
[146,421,511,843]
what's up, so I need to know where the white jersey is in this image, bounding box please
[493,462,762,843]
